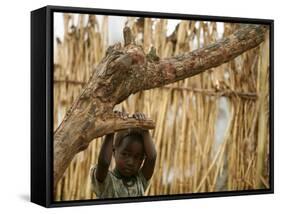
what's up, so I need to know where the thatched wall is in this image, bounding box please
[53,14,269,201]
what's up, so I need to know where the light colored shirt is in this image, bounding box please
[90,165,149,198]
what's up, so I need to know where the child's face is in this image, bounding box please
[114,137,144,177]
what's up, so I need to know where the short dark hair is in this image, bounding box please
[114,128,144,149]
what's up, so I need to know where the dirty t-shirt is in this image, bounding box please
[90,165,149,198]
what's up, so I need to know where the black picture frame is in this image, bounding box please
[31,5,274,208]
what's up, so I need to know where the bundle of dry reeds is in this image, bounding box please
[53,14,270,201]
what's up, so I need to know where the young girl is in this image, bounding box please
[90,111,157,198]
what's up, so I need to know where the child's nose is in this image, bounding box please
[127,157,134,166]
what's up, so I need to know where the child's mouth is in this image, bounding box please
[124,168,134,174]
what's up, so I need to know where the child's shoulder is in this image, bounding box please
[90,165,116,195]
[136,170,150,189]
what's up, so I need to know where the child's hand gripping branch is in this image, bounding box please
[90,111,157,198]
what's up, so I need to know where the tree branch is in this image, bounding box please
[141,24,268,91]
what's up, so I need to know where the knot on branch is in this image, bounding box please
[105,42,122,56]
[146,46,160,62]
[123,26,134,46]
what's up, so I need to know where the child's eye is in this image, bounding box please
[122,152,128,157]
[135,156,143,160]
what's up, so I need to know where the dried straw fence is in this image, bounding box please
[53,14,270,201]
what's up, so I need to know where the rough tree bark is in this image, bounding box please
[54,24,268,187]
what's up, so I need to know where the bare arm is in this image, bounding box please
[95,110,129,182]
[141,129,157,180]
[132,113,157,180]
[95,133,114,182]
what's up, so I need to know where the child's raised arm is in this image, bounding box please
[95,133,114,182]
[95,110,129,182]
[132,113,157,180]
